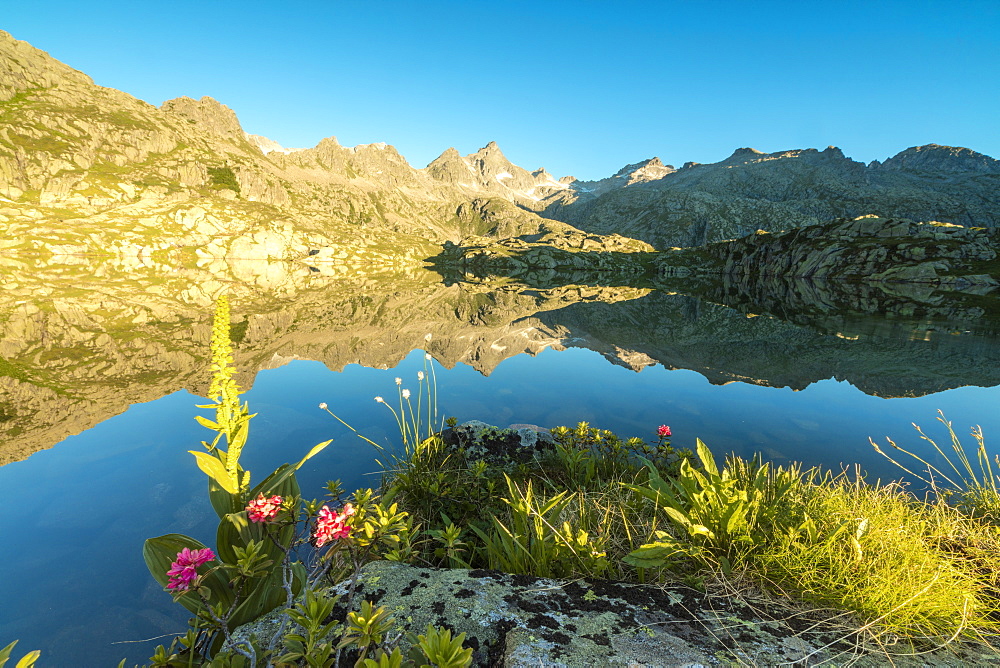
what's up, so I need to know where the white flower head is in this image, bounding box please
[394,377,402,385]
[402,389,411,399]
[425,352,432,361]
[374,396,384,403]
[417,371,425,381]
[424,333,432,341]
[318,402,328,410]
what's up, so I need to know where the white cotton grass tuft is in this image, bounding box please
[425,352,432,360]
[402,389,411,399]
[417,371,425,381]
[424,333,432,341]
[395,377,402,385]
[375,396,385,403]
[318,402,328,410]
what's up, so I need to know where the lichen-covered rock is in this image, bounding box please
[232,560,999,667]
[440,420,556,466]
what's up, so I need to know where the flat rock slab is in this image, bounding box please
[234,560,999,666]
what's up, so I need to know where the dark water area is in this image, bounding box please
[3,256,1000,666]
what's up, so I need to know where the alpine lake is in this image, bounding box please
[3,252,1000,667]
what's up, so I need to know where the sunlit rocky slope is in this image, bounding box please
[2,29,999,263]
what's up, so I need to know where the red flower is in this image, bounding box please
[314,503,354,547]
[166,547,216,591]
[657,425,672,438]
[246,494,283,523]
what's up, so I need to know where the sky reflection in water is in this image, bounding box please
[1,347,998,666]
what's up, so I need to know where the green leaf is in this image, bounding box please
[295,439,332,469]
[194,415,221,431]
[0,641,17,668]
[662,506,693,529]
[721,502,747,536]
[208,474,243,520]
[189,450,238,494]
[14,651,40,668]
[696,439,719,477]
[623,541,682,568]
[142,534,234,614]
[688,524,716,539]
[248,463,302,501]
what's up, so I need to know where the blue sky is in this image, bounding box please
[5,1,998,179]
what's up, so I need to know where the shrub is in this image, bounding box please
[207,166,241,195]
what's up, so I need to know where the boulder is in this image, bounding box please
[233,560,997,667]
[440,420,555,465]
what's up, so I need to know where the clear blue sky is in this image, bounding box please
[5,1,999,180]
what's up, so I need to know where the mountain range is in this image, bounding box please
[1,29,999,264]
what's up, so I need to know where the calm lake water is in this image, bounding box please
[2,256,1000,666]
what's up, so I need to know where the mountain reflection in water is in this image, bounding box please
[3,254,1000,465]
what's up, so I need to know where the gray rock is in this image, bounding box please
[441,420,555,465]
[233,560,1000,667]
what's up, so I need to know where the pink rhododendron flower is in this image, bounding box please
[314,504,354,547]
[246,494,283,523]
[657,425,672,438]
[166,547,216,591]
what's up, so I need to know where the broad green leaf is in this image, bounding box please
[696,439,719,477]
[215,513,243,565]
[662,506,695,530]
[189,450,237,494]
[208,474,243,520]
[688,524,716,539]
[0,641,17,667]
[623,540,682,568]
[249,463,300,500]
[142,534,234,614]
[217,510,290,568]
[721,503,746,536]
[14,650,40,668]
[719,555,732,576]
[228,563,290,629]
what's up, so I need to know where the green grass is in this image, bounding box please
[378,418,1000,651]
[0,357,30,382]
[757,473,1000,644]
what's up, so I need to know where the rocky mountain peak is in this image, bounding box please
[246,133,302,155]
[611,157,673,181]
[877,144,1000,174]
[160,95,244,138]
[426,147,475,183]
[0,30,94,101]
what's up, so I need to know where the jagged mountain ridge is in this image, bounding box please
[538,145,1000,248]
[1,28,998,262]
[0,30,578,262]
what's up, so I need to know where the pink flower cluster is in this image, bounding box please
[657,425,672,438]
[246,494,283,523]
[166,547,216,591]
[314,503,355,547]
